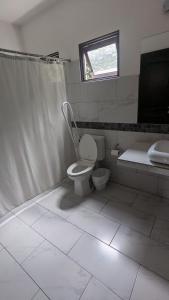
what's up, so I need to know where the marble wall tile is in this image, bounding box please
[80,80,116,102]
[70,103,80,121]
[116,75,139,101]
[103,130,119,150]
[117,132,169,151]
[98,101,138,123]
[65,61,139,124]
[76,102,99,122]
[135,170,158,194]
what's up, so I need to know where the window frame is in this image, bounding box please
[79,30,120,82]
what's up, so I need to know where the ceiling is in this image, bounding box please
[0,0,58,25]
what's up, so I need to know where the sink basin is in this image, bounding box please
[148,140,169,165]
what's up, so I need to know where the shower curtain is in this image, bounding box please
[0,56,74,217]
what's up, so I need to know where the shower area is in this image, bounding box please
[0,49,74,218]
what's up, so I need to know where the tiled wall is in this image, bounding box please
[65,61,169,199]
[65,61,139,123]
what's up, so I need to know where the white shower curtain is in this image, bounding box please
[0,56,74,217]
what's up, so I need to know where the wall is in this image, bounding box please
[20,0,169,197]
[20,0,169,123]
[0,20,22,50]
[20,0,169,76]
[64,62,139,123]
[67,61,169,198]
[141,31,169,53]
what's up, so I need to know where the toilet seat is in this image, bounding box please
[79,134,97,161]
[67,134,97,178]
[67,159,95,177]
[67,134,100,196]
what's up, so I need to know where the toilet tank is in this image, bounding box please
[92,135,105,161]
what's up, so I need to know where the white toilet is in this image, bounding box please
[67,134,105,196]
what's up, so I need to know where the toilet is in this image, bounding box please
[67,134,105,196]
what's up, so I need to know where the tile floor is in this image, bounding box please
[0,179,169,299]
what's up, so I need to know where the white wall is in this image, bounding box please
[142,31,169,54]
[0,20,22,50]
[20,0,169,76]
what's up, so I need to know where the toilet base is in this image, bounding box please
[74,177,93,197]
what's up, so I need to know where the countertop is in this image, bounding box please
[118,142,169,177]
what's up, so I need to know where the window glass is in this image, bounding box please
[79,31,119,81]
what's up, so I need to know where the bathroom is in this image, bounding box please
[0,0,169,299]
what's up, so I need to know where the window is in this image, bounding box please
[79,31,119,81]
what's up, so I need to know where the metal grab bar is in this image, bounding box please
[61,101,80,160]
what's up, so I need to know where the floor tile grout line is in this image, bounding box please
[1,183,169,292]
[31,288,51,300]
[1,184,169,296]
[98,196,111,213]
[67,231,86,256]
[2,187,169,266]
[15,226,127,300]
[109,223,121,246]
[30,218,118,257]
[99,209,154,238]
[35,184,161,233]
[100,198,156,220]
[0,243,4,253]
[0,213,16,228]
[4,224,168,300]
[17,191,167,249]
[149,215,157,238]
[110,243,169,284]
[31,210,121,250]
[34,188,154,239]
[1,245,51,300]
[101,189,138,206]
[21,239,45,265]
[17,208,49,228]
[0,180,166,225]
[9,179,70,219]
[22,225,75,257]
[37,188,109,216]
[68,252,125,300]
[31,289,40,300]
[28,198,122,245]
[129,264,141,300]
[79,274,93,300]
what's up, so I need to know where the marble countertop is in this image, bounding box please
[118,142,169,177]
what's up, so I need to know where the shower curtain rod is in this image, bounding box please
[0,48,71,63]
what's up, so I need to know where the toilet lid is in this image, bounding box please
[79,134,97,161]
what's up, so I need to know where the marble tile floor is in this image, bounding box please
[0,180,169,299]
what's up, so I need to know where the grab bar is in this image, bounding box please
[61,101,80,159]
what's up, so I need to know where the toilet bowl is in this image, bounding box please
[92,168,110,191]
[67,134,105,197]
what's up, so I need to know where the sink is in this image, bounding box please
[148,140,169,165]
